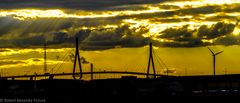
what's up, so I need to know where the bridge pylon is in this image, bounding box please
[72,37,83,80]
[146,43,156,79]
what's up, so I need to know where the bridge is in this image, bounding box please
[0,38,167,80]
[0,71,165,80]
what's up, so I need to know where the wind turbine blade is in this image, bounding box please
[215,51,223,55]
[207,47,214,55]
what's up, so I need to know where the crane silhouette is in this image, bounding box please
[207,47,223,76]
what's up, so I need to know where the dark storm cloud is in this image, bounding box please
[158,38,205,47]
[0,24,149,50]
[0,0,165,10]
[103,5,148,11]
[178,6,220,15]
[0,17,71,37]
[149,18,191,23]
[159,22,235,40]
[214,35,240,45]
[206,15,237,22]
[13,35,46,47]
[0,2,237,37]
[157,22,238,47]
[50,32,68,44]
[0,0,239,50]
[0,16,124,39]
[80,25,149,50]
[151,4,180,10]
[223,4,240,13]
[159,25,194,39]
[157,25,204,47]
[66,25,149,50]
[113,5,221,21]
[0,17,21,36]
[0,15,130,49]
[118,4,240,21]
[116,10,176,20]
[197,22,235,39]
[0,20,238,49]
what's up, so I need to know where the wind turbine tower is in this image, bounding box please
[207,47,223,76]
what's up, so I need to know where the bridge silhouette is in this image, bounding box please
[0,37,167,80]
[0,71,164,80]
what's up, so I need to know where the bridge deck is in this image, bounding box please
[0,71,164,79]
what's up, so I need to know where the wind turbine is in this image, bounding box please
[207,47,223,76]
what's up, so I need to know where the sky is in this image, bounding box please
[0,0,240,79]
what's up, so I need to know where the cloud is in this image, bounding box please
[214,35,240,45]
[154,37,205,48]
[0,17,21,36]
[119,4,239,22]
[0,60,24,66]
[178,6,220,15]
[49,32,68,44]
[118,5,221,20]
[80,25,149,50]
[149,18,191,23]
[206,15,237,22]
[0,16,125,38]
[159,25,194,39]
[223,4,240,13]
[0,0,239,50]
[197,22,235,39]
[12,35,46,47]
[159,22,236,40]
[0,20,238,50]
[0,24,150,50]
[0,0,165,10]
[0,17,72,38]
[156,22,237,47]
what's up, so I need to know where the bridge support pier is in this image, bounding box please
[49,75,54,80]
[146,43,156,79]
[90,63,93,80]
[72,37,83,80]
[30,76,33,80]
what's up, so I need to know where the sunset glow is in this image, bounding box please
[0,0,239,78]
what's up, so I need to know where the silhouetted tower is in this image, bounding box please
[44,42,47,74]
[90,63,93,80]
[72,37,83,80]
[207,47,223,76]
[146,43,156,79]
